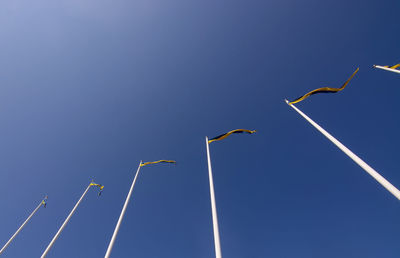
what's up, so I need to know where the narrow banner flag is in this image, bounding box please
[383,63,400,70]
[90,182,104,195]
[140,160,177,167]
[208,129,256,143]
[42,196,48,208]
[288,68,359,104]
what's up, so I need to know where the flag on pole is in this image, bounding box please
[288,68,359,104]
[208,129,256,143]
[104,160,176,258]
[373,63,400,74]
[90,182,104,190]
[41,181,104,258]
[140,160,177,167]
[90,182,104,196]
[205,129,255,258]
[382,63,400,70]
[41,196,48,208]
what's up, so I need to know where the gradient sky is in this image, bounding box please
[1,0,400,257]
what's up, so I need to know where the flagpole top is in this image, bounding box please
[284,99,290,104]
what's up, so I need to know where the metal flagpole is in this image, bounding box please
[285,100,400,200]
[373,65,400,74]
[41,182,94,258]
[0,196,47,255]
[205,137,222,258]
[104,161,142,258]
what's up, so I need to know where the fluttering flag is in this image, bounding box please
[105,160,177,258]
[373,63,400,75]
[140,160,177,167]
[42,196,48,208]
[288,68,359,104]
[205,129,255,258]
[90,182,104,196]
[208,129,256,143]
[383,63,400,70]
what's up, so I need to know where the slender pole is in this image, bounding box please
[0,197,47,255]
[373,65,400,74]
[286,100,400,200]
[41,183,93,258]
[104,162,142,258]
[205,137,222,258]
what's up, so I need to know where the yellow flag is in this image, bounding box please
[208,129,256,143]
[384,63,400,70]
[42,196,48,208]
[140,160,177,167]
[288,68,359,104]
[90,182,104,191]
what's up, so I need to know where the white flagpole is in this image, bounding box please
[373,65,400,74]
[41,182,94,258]
[0,196,47,255]
[205,137,222,258]
[104,162,142,258]
[285,100,400,200]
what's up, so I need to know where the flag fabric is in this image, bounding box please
[288,68,359,104]
[90,182,104,190]
[384,63,400,70]
[140,160,177,167]
[208,129,256,143]
[42,197,47,208]
[90,182,104,196]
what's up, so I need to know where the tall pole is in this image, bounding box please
[0,197,47,255]
[41,182,93,258]
[373,65,400,74]
[205,137,222,258]
[286,100,400,200]
[104,162,142,258]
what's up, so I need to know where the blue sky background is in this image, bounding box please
[1,0,400,257]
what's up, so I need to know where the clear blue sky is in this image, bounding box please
[1,0,400,257]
